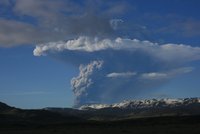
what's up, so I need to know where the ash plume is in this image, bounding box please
[34,37,200,106]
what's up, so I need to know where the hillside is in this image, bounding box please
[1,98,200,134]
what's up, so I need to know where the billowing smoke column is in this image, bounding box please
[71,60,104,106]
[34,36,200,107]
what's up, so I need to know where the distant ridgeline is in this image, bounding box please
[1,98,200,121]
[0,102,14,111]
[79,98,200,110]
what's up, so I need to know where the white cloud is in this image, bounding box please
[106,72,137,78]
[141,72,168,80]
[168,67,194,75]
[141,67,194,80]
[34,36,200,64]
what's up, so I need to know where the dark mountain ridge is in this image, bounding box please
[42,98,200,120]
[1,98,200,134]
[1,97,200,122]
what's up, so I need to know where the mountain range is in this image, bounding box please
[41,98,200,120]
[79,98,200,110]
[1,98,200,134]
[1,98,200,121]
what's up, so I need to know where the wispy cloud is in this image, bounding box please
[106,72,137,78]
[157,18,200,37]
[0,91,52,96]
[140,67,194,80]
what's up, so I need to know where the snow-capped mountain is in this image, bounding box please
[41,98,200,120]
[1,98,200,122]
[79,98,200,110]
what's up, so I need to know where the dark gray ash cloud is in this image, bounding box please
[0,0,128,47]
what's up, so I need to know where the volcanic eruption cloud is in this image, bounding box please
[33,36,200,107]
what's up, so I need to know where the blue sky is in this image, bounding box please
[0,0,200,108]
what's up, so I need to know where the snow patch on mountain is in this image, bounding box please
[79,98,200,110]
